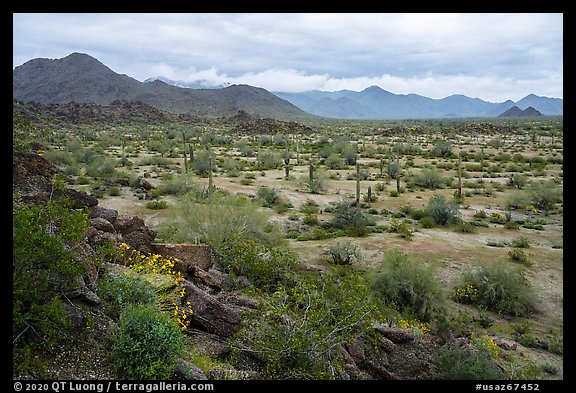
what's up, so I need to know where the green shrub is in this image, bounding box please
[146,200,168,209]
[511,236,531,248]
[157,193,285,253]
[302,214,319,226]
[110,304,185,380]
[218,239,297,292]
[330,200,370,237]
[13,198,89,346]
[325,241,362,265]
[372,250,444,321]
[257,186,279,208]
[97,273,156,319]
[388,218,414,240]
[234,272,378,379]
[455,220,477,233]
[154,174,199,197]
[426,194,460,225]
[419,216,436,228]
[432,346,505,380]
[300,199,320,215]
[410,168,446,189]
[507,248,531,266]
[451,263,536,316]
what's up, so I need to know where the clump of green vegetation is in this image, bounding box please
[97,273,157,319]
[451,262,536,316]
[372,250,444,322]
[325,241,363,265]
[431,346,506,380]
[233,271,380,379]
[425,194,460,225]
[330,200,370,237]
[157,192,285,253]
[110,304,185,380]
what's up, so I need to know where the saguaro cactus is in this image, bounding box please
[182,131,188,173]
[284,139,290,179]
[356,161,361,203]
[367,185,372,208]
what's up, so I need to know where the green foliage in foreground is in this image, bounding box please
[110,304,185,380]
[13,198,89,346]
[432,346,506,380]
[234,271,383,379]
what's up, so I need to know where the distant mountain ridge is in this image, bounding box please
[13,52,563,120]
[274,86,563,119]
[12,53,311,121]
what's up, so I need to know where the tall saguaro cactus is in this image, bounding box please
[182,131,188,173]
[457,152,462,199]
[284,139,290,179]
[356,161,361,204]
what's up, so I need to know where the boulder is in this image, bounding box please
[89,217,115,233]
[373,323,415,343]
[181,281,242,337]
[151,243,213,271]
[89,206,118,224]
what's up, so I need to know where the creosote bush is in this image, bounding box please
[372,250,444,322]
[451,262,536,316]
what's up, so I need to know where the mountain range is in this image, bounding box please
[13,52,563,120]
[12,53,310,121]
[274,88,562,119]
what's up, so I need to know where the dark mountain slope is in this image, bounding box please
[13,53,313,121]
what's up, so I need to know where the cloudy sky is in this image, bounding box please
[13,13,563,103]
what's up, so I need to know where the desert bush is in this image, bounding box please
[110,304,185,380]
[157,193,284,253]
[13,198,89,346]
[193,150,214,175]
[97,273,156,319]
[372,250,444,321]
[388,218,414,240]
[153,174,199,197]
[410,168,446,189]
[330,200,370,237]
[528,180,562,213]
[234,271,379,379]
[219,239,297,292]
[507,248,531,266]
[324,153,345,169]
[451,262,536,316]
[431,140,452,157]
[511,236,531,248]
[507,173,528,189]
[146,200,168,210]
[325,241,362,265]
[455,220,477,234]
[257,186,280,208]
[419,216,436,228]
[431,346,505,380]
[300,199,320,215]
[425,194,460,225]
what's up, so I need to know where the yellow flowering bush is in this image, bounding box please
[397,318,430,336]
[117,243,193,331]
[471,333,500,360]
[450,283,479,305]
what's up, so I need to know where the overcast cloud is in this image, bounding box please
[13,13,563,102]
